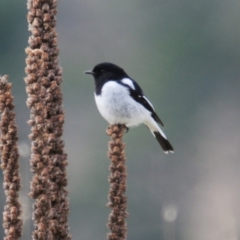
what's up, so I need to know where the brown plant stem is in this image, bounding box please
[25,0,71,239]
[0,75,23,240]
[106,124,128,240]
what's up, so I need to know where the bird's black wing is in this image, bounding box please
[119,78,164,127]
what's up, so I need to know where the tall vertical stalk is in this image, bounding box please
[25,0,71,239]
[106,124,128,240]
[0,75,23,240]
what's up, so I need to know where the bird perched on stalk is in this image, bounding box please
[84,62,174,153]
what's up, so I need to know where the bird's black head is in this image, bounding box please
[84,62,128,83]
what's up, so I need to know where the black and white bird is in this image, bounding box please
[84,62,174,153]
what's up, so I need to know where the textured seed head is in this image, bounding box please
[42,3,50,12]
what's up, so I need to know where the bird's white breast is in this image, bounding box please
[94,81,151,126]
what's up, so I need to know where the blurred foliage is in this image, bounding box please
[1,0,240,239]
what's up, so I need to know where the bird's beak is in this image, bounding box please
[84,70,94,75]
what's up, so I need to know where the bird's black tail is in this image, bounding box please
[153,131,174,154]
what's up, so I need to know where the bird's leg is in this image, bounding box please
[125,126,129,133]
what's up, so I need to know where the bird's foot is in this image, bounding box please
[115,124,129,133]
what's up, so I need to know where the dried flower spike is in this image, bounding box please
[0,75,23,240]
[106,124,128,240]
[25,0,71,239]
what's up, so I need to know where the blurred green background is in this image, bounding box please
[1,0,240,239]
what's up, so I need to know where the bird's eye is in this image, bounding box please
[100,69,105,74]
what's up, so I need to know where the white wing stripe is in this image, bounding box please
[121,78,135,90]
[142,96,154,110]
